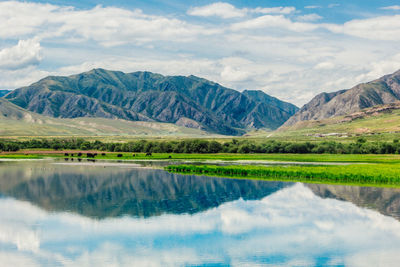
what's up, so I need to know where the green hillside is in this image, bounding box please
[272,102,400,141]
[0,99,212,137]
[284,69,400,126]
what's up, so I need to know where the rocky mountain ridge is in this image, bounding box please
[284,69,400,126]
[5,69,298,135]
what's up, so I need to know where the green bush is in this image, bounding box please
[3,138,400,154]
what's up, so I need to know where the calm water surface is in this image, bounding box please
[1,160,400,266]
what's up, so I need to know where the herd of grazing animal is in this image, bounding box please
[63,152,160,160]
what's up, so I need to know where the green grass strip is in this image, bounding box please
[166,164,400,188]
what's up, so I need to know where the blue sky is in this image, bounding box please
[0,0,400,105]
[24,0,400,23]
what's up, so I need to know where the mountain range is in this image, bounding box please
[284,69,400,127]
[3,69,298,135]
[2,161,400,221]
[2,68,400,137]
[0,163,289,218]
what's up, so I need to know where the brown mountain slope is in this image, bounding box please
[284,69,400,126]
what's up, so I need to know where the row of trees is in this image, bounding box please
[1,138,400,154]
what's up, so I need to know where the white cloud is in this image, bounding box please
[53,6,218,46]
[345,250,400,267]
[314,61,335,70]
[0,1,399,106]
[0,67,50,89]
[297,13,323,22]
[220,66,250,82]
[0,1,216,46]
[0,252,39,267]
[188,2,246,18]
[0,1,59,38]
[0,39,42,70]
[325,15,400,41]
[0,223,40,252]
[353,53,400,83]
[328,3,340,8]
[251,7,296,15]
[231,15,317,31]
[380,6,400,11]
[305,6,321,9]
[187,3,295,19]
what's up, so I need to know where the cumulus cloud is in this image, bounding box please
[218,57,253,81]
[188,2,246,18]
[0,1,216,46]
[0,67,50,89]
[305,5,321,9]
[231,15,317,31]
[353,53,400,83]
[251,6,296,15]
[0,224,40,252]
[325,15,400,41]
[0,1,59,38]
[187,2,295,19]
[297,13,323,22]
[314,61,335,70]
[380,5,400,11]
[0,39,42,70]
[0,1,399,105]
[53,6,217,46]
[0,252,39,267]
[328,3,340,8]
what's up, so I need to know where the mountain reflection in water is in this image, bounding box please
[307,184,400,220]
[1,160,400,266]
[0,161,290,218]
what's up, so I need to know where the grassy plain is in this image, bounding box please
[0,116,213,138]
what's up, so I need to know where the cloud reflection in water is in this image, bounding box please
[1,183,400,266]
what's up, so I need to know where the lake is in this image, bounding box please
[1,159,400,266]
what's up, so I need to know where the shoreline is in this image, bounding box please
[1,151,400,163]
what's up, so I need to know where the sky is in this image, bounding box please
[0,1,400,106]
